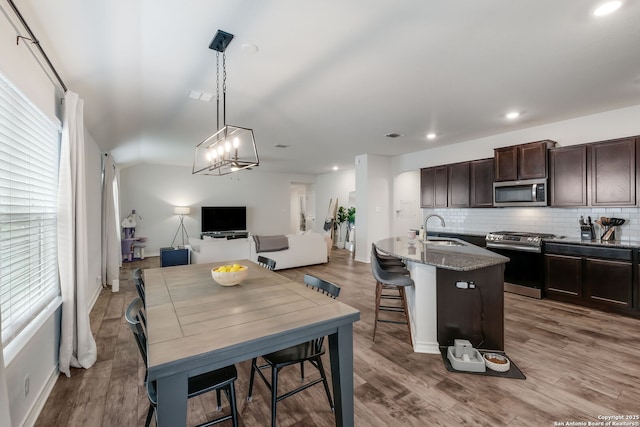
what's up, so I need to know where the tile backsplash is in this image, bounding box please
[422,207,640,241]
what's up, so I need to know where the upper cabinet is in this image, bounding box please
[470,158,494,207]
[494,140,556,182]
[549,145,587,207]
[448,162,470,208]
[590,137,637,206]
[420,165,448,208]
[549,137,638,207]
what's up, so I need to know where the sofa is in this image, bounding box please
[188,232,330,270]
[249,232,330,270]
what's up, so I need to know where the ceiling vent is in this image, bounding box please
[385,132,403,138]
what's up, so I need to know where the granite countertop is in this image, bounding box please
[544,237,640,249]
[375,236,508,272]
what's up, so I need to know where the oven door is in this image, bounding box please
[485,245,544,298]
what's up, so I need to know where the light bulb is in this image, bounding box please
[218,146,224,156]
[593,1,622,16]
[225,141,231,152]
[233,137,240,148]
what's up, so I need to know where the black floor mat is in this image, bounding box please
[439,346,526,380]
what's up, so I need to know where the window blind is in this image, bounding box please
[0,72,61,347]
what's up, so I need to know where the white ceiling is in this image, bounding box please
[14,0,640,175]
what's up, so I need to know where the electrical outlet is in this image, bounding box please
[24,374,30,397]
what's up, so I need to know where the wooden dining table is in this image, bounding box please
[144,259,360,427]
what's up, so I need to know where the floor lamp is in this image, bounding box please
[171,206,191,247]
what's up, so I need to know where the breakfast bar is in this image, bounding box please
[375,237,508,353]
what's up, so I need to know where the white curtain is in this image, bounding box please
[0,315,12,427]
[101,154,121,291]
[57,91,97,377]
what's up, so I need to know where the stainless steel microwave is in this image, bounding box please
[493,178,548,207]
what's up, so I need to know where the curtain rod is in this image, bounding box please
[6,0,68,93]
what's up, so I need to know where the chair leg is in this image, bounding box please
[315,356,334,411]
[300,361,305,382]
[216,389,222,411]
[373,281,382,342]
[271,366,278,427]
[228,382,239,427]
[145,403,154,427]
[247,357,258,402]
[399,286,413,347]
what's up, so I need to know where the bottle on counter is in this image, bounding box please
[419,225,425,241]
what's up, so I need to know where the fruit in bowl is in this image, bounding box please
[211,264,248,286]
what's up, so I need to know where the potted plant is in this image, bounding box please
[335,206,348,248]
[346,207,356,251]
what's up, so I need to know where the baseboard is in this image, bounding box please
[18,366,59,427]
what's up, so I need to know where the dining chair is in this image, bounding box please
[246,274,339,427]
[257,255,277,271]
[370,250,414,346]
[132,268,146,305]
[125,297,239,427]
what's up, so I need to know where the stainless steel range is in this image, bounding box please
[485,231,556,298]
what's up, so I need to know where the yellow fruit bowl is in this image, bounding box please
[211,264,249,287]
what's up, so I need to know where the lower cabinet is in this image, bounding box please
[584,258,633,307]
[544,254,582,300]
[544,243,635,315]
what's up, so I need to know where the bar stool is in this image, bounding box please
[371,243,408,272]
[370,250,413,346]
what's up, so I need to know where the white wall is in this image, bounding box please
[118,164,316,255]
[1,10,103,426]
[355,154,392,263]
[391,104,640,175]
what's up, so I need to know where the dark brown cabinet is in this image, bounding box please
[470,158,494,207]
[448,162,470,208]
[544,243,634,315]
[585,258,633,308]
[590,137,636,206]
[544,253,582,300]
[420,166,448,208]
[494,140,555,182]
[549,145,587,206]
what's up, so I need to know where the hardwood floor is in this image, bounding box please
[35,249,640,426]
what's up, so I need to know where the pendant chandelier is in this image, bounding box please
[193,30,259,176]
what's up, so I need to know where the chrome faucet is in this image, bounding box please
[423,214,446,240]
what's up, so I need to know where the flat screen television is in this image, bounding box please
[201,206,247,233]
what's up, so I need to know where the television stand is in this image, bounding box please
[200,231,249,240]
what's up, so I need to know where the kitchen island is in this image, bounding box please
[375,236,508,354]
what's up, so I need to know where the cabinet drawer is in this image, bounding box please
[544,243,632,261]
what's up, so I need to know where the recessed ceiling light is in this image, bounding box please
[593,1,622,16]
[426,133,437,140]
[333,165,338,171]
[241,43,259,54]
[505,111,520,120]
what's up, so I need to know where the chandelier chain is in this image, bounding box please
[216,52,220,131]
[222,51,227,127]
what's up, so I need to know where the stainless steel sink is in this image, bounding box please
[425,239,465,247]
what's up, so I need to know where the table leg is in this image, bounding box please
[328,324,354,427]
[156,372,188,427]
